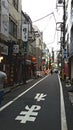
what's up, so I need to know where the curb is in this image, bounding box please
[4,79,34,94]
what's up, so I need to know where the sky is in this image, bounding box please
[22,0,62,51]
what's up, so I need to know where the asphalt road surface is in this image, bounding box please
[0,73,73,130]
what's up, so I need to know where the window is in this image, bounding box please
[13,0,18,10]
[9,18,17,38]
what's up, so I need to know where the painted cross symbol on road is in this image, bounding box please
[34,93,47,101]
[15,105,41,124]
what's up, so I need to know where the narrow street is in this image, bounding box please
[0,0,73,129]
[0,73,73,130]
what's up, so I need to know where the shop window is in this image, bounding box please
[9,18,17,38]
[13,0,18,10]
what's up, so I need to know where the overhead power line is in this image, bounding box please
[43,12,57,45]
[32,12,54,23]
[32,11,57,45]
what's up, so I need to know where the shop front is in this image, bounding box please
[0,42,9,86]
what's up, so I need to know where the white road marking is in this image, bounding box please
[58,75,68,130]
[0,101,13,111]
[34,93,47,101]
[15,105,41,123]
[0,75,48,112]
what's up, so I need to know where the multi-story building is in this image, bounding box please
[0,0,9,66]
[64,0,73,80]
[0,0,22,85]
[69,0,73,80]
[21,11,35,80]
[0,0,44,85]
[21,12,44,79]
[8,0,22,84]
[57,0,73,80]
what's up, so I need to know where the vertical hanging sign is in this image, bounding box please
[22,24,28,42]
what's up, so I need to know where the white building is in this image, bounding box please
[66,0,73,79]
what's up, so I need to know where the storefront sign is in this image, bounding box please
[26,60,31,65]
[1,0,9,37]
[0,43,8,55]
[13,45,19,54]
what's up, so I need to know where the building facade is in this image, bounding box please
[69,0,73,80]
[0,0,22,85]
[8,0,22,84]
[64,0,73,80]
[0,0,45,87]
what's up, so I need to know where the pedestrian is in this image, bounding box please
[0,69,7,105]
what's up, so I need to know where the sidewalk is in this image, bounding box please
[62,80,73,106]
[4,79,34,94]
[61,80,73,130]
[65,83,73,105]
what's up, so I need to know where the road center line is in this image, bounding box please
[0,75,48,112]
[58,75,68,130]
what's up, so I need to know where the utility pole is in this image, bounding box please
[63,0,65,49]
[62,0,66,80]
[57,0,66,80]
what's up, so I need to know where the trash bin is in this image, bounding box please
[0,90,4,104]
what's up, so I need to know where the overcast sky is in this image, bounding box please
[22,0,61,50]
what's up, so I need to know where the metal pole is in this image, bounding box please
[24,52,26,83]
[57,0,66,80]
[62,0,65,80]
[23,42,28,84]
[63,0,65,49]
